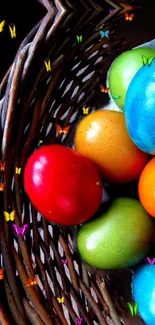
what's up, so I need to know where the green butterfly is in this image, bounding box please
[127,302,138,316]
[112,95,121,99]
[76,35,83,43]
[142,55,154,66]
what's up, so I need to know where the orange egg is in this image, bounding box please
[138,157,155,217]
[74,110,148,183]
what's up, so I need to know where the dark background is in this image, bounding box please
[0,0,155,82]
[0,0,46,81]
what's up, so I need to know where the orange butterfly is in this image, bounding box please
[0,161,5,171]
[100,86,109,93]
[56,124,70,135]
[0,268,4,280]
[0,183,4,191]
[26,276,38,287]
[125,13,134,21]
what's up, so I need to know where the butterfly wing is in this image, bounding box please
[10,210,15,221]
[76,318,81,325]
[9,26,13,37]
[0,20,5,32]
[0,161,5,171]
[134,302,138,315]
[21,224,29,236]
[44,60,48,70]
[12,224,19,236]
[127,303,134,316]
[0,183,4,191]
[130,13,134,20]
[125,13,129,20]
[13,25,16,36]
[56,124,62,134]
[146,257,151,264]
[48,60,51,70]
[0,268,4,280]
[105,30,109,37]
[100,31,104,38]
[142,55,147,66]
[26,279,31,287]
[3,211,9,222]
[33,276,38,285]
[63,126,70,134]
[148,56,154,66]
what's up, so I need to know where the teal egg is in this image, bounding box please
[132,264,155,325]
[124,58,155,154]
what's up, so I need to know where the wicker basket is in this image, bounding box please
[0,0,150,324]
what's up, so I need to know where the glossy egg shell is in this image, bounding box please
[24,145,102,226]
[132,264,155,325]
[74,110,148,183]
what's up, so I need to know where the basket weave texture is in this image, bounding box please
[0,1,146,324]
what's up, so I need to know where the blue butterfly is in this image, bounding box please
[100,30,109,38]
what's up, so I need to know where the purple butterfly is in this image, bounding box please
[146,257,155,265]
[12,224,29,237]
[61,258,68,264]
[76,317,83,325]
[109,9,114,14]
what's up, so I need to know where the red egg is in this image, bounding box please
[24,145,102,226]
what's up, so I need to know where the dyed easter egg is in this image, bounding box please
[138,157,155,218]
[74,110,148,183]
[77,198,154,269]
[124,58,155,154]
[132,264,155,325]
[24,145,102,226]
[108,47,155,110]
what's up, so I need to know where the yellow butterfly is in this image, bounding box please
[9,25,16,38]
[0,21,5,32]
[3,210,15,222]
[44,59,51,72]
[83,107,89,115]
[15,167,21,174]
[57,297,64,303]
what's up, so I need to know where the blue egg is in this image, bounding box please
[124,58,155,154]
[132,264,155,325]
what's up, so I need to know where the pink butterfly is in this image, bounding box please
[146,257,155,265]
[61,258,68,264]
[12,224,29,237]
[109,9,114,14]
[76,317,83,325]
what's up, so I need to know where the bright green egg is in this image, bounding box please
[108,47,155,110]
[77,197,154,269]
